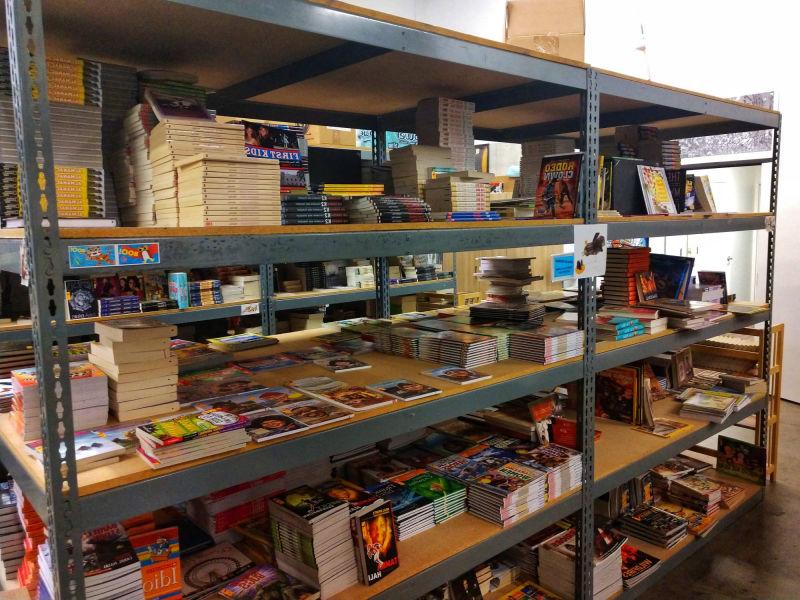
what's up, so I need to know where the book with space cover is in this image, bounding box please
[637,165,677,215]
[717,435,767,484]
[64,279,98,319]
[595,366,640,424]
[354,502,399,585]
[649,254,694,300]
[533,153,583,218]
[130,527,181,600]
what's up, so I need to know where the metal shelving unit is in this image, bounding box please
[1,0,780,598]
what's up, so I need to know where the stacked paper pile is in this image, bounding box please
[189,279,223,306]
[416,97,475,170]
[603,247,651,307]
[0,481,23,582]
[175,153,281,227]
[508,325,584,365]
[117,103,159,225]
[523,444,582,501]
[136,409,249,469]
[282,194,348,225]
[89,319,179,421]
[149,120,245,226]
[269,485,358,598]
[518,138,576,197]
[661,140,682,170]
[389,145,452,197]
[13,483,45,599]
[11,363,108,441]
[468,461,548,527]
[617,505,688,548]
[366,480,435,541]
[414,316,511,361]
[347,196,432,224]
[419,331,498,369]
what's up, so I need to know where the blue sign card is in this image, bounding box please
[551,252,576,282]
[68,244,118,269]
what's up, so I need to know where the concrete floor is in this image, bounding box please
[640,400,800,600]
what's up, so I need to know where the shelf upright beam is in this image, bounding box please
[4,0,85,597]
[759,123,781,447]
[260,264,276,335]
[576,67,600,600]
[375,257,391,319]
[372,126,388,166]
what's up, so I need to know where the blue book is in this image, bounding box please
[167,272,189,309]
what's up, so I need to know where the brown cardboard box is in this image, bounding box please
[506,33,585,62]
[506,0,585,37]
[305,125,357,148]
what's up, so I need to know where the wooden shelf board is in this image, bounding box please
[274,280,454,301]
[599,212,772,223]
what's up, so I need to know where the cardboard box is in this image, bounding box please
[506,0,585,37]
[506,33,585,62]
[305,125,357,148]
[391,295,417,314]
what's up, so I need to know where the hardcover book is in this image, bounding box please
[717,435,767,484]
[595,366,640,424]
[64,279,97,319]
[533,153,583,219]
[356,503,399,585]
[637,165,677,215]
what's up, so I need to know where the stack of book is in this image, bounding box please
[524,444,582,501]
[474,256,537,304]
[282,194,348,225]
[518,139,576,197]
[98,294,141,316]
[347,196,432,223]
[116,103,159,225]
[617,505,688,548]
[668,474,723,515]
[470,301,545,324]
[425,172,492,220]
[175,153,281,227]
[468,461,548,527]
[13,482,45,598]
[0,342,35,379]
[595,315,645,342]
[640,298,725,330]
[508,325,584,365]
[539,527,625,600]
[603,246,651,307]
[24,430,126,473]
[389,144,452,197]
[230,273,261,298]
[0,481,23,582]
[419,316,512,361]
[505,522,571,582]
[135,409,249,469]
[598,306,667,335]
[90,319,179,421]
[416,97,475,170]
[391,470,467,523]
[11,363,108,441]
[620,544,661,589]
[370,326,428,359]
[269,485,358,598]
[318,183,384,196]
[206,333,278,360]
[149,120,245,226]
[216,564,321,599]
[188,279,223,307]
[171,339,229,374]
[649,456,708,498]
[366,480,436,541]
[419,330,498,368]
[678,388,736,423]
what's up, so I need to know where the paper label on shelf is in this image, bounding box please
[240,302,260,315]
[572,224,608,278]
[68,244,118,269]
[551,252,576,282]
[117,242,160,266]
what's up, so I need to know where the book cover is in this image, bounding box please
[320,386,395,412]
[118,273,146,300]
[81,523,140,577]
[180,542,254,597]
[534,153,583,219]
[621,543,660,585]
[449,569,483,600]
[717,435,767,484]
[312,355,372,373]
[637,165,677,215]
[245,411,309,442]
[239,121,308,192]
[235,354,303,373]
[635,271,659,302]
[137,410,246,447]
[358,503,399,584]
[367,379,442,402]
[92,275,123,299]
[270,485,346,521]
[650,254,694,300]
[254,386,316,408]
[167,272,189,309]
[396,471,465,501]
[145,88,212,120]
[365,481,432,516]
[130,527,181,600]
[596,366,640,424]
[318,479,378,513]
[218,564,319,599]
[64,279,97,319]
[277,399,353,427]
[422,367,491,385]
[698,270,728,304]
[143,271,169,301]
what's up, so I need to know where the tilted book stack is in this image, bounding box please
[13,483,45,598]
[89,319,180,421]
[469,257,546,324]
[603,246,651,307]
[389,144,452,197]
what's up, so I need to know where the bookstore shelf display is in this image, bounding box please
[0,0,781,598]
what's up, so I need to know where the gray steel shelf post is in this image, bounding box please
[375,257,391,318]
[372,125,388,166]
[576,67,600,600]
[5,0,85,596]
[260,263,277,334]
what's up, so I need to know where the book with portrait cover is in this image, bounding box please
[717,435,766,484]
[355,502,399,585]
[533,153,583,219]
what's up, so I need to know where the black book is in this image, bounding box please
[64,279,98,319]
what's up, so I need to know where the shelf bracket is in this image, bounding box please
[260,264,276,335]
[5,0,85,596]
[375,257,391,319]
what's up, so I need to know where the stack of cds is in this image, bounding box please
[282,194,348,225]
[668,474,722,515]
[419,331,498,368]
[468,461,548,527]
[416,97,475,170]
[389,144,452,197]
[189,279,223,307]
[661,140,682,170]
[603,247,651,307]
[366,480,436,541]
[508,325,585,365]
[98,295,141,316]
[518,138,576,197]
[392,470,467,524]
[347,196,432,224]
[618,505,688,548]
[470,301,545,323]
[523,444,582,500]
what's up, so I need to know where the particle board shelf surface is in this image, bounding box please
[274,280,454,301]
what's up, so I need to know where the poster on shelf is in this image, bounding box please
[572,224,608,279]
[117,242,160,266]
[551,252,576,282]
[67,244,118,269]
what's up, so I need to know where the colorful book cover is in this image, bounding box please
[472,461,546,495]
[595,366,640,424]
[621,543,661,585]
[313,355,372,373]
[234,354,303,373]
[245,410,308,442]
[64,279,97,319]
[717,435,767,484]
[167,272,189,309]
[180,542,253,597]
[239,121,308,192]
[635,271,659,302]
[358,503,399,584]
[145,88,211,120]
[130,527,181,600]
[137,410,247,447]
[92,274,123,299]
[270,485,346,522]
[449,569,483,600]
[317,479,378,513]
[276,399,353,427]
[652,501,714,536]
[534,153,583,219]
[319,386,395,411]
[394,471,465,501]
[422,366,491,385]
[81,522,140,577]
[143,271,169,301]
[118,272,146,299]
[649,254,694,300]
[428,455,490,483]
[218,564,319,599]
[637,165,677,215]
[368,379,442,402]
[364,481,432,517]
[254,386,316,408]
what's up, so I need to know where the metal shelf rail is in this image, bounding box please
[2,0,780,597]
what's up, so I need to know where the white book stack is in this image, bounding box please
[89,318,180,421]
[389,144,453,198]
[416,97,475,170]
[230,274,261,299]
[518,138,576,197]
[117,103,159,225]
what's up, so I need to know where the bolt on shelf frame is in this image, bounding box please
[3,0,781,597]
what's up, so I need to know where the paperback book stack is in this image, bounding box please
[366,480,436,541]
[469,256,546,323]
[661,140,682,170]
[416,97,475,170]
[148,120,245,226]
[175,153,281,227]
[392,470,467,524]
[386,327,431,359]
[0,342,35,379]
[318,183,384,197]
[389,144,452,197]
[171,339,229,374]
[468,461,548,527]
[524,444,583,501]
[98,293,141,316]
[425,173,494,221]
[116,103,159,225]
[230,273,261,299]
[89,319,180,421]
[603,247,651,307]
[13,482,45,599]
[678,388,736,423]
[11,363,108,441]
[347,196,432,223]
[505,522,571,582]
[617,505,688,548]
[518,139,576,197]
[668,475,723,515]
[135,409,249,469]
[0,481,23,582]
[595,315,645,342]
[189,279,223,307]
[269,485,358,598]
[419,330,498,369]
[282,194,348,225]
[599,306,666,336]
[509,325,584,365]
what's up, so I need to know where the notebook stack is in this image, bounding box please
[366,480,436,541]
[148,120,245,226]
[89,319,179,421]
[668,474,723,515]
[617,505,688,548]
[392,470,467,524]
[508,325,584,365]
[468,461,548,527]
[282,194,348,225]
[98,294,141,316]
[603,247,652,307]
[189,279,223,307]
[135,409,249,469]
[269,485,358,598]
[523,444,583,501]
[10,362,108,441]
[389,144,452,197]
[419,330,498,368]
[416,97,475,170]
[678,388,736,423]
[347,196,432,223]
[175,153,281,227]
[518,139,576,197]
[0,481,23,582]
